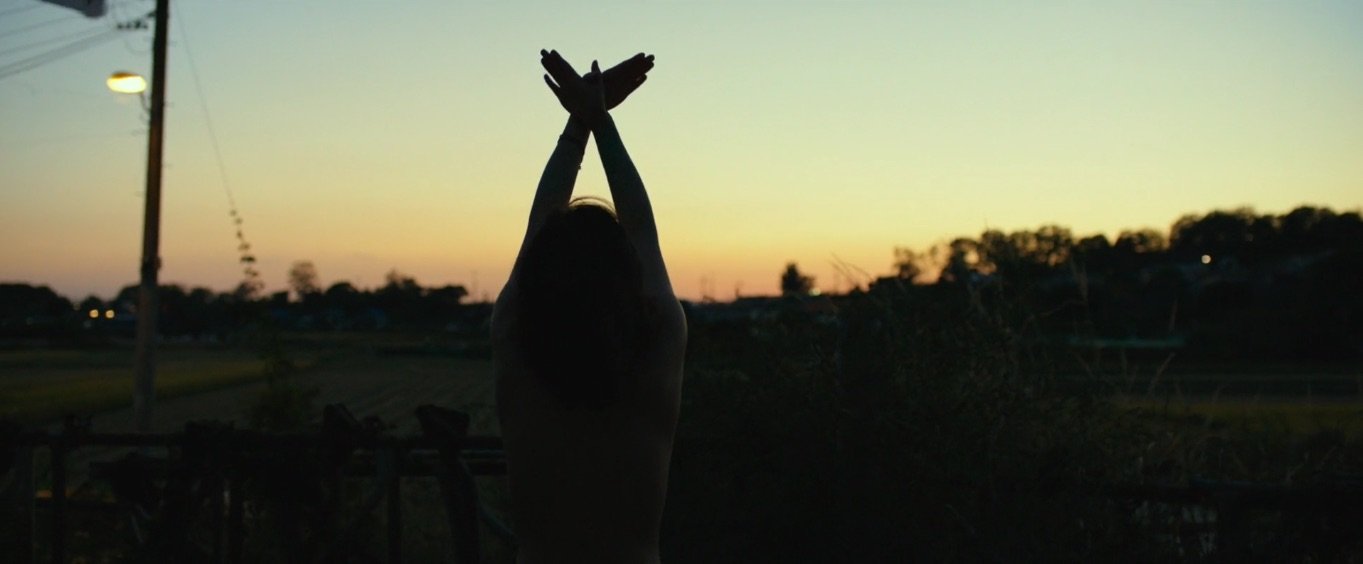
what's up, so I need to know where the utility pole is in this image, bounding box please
[132,0,169,433]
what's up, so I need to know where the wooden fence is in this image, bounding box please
[4,407,1360,562]
[1,404,508,563]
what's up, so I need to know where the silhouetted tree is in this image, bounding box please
[1113,228,1167,255]
[323,281,361,305]
[428,284,469,308]
[377,269,427,324]
[380,269,422,296]
[114,284,140,311]
[1170,207,1259,261]
[780,263,815,297]
[892,247,924,282]
[77,295,106,317]
[1073,234,1112,270]
[0,283,72,324]
[287,260,320,301]
[935,238,981,285]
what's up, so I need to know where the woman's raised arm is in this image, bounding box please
[519,116,589,252]
[593,110,673,297]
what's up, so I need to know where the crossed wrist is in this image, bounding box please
[561,117,589,145]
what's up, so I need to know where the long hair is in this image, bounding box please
[516,198,647,408]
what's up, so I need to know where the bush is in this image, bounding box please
[662,282,1363,561]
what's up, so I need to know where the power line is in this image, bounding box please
[0,25,110,60]
[175,4,260,292]
[0,2,44,20]
[0,28,121,80]
[0,9,153,81]
[108,0,153,30]
[0,0,145,22]
[175,12,235,210]
[0,0,148,49]
[0,14,84,41]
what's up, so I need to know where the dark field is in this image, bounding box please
[3,327,1361,561]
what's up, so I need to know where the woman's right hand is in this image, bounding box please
[600,53,653,110]
[543,50,651,125]
[542,50,604,125]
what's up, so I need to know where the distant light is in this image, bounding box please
[107,71,147,94]
[1201,254,1212,265]
[104,310,115,319]
[810,289,822,296]
[88,309,99,319]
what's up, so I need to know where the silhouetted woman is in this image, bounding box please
[491,50,687,564]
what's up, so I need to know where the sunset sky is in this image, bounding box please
[3,1,1361,302]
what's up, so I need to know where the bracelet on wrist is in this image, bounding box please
[558,133,587,149]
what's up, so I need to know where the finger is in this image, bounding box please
[543,74,561,95]
[587,62,605,88]
[601,57,629,79]
[632,53,655,72]
[541,50,581,85]
[613,53,652,79]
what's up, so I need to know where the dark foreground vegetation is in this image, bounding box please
[662,206,1363,561]
[667,281,1361,562]
[2,205,1360,561]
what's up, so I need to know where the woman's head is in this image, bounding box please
[516,198,646,408]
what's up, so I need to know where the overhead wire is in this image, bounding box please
[0,0,149,52]
[106,0,154,54]
[0,14,85,41]
[0,28,122,80]
[0,25,112,59]
[114,0,151,54]
[0,2,44,20]
[0,8,153,81]
[173,8,235,211]
[174,3,262,294]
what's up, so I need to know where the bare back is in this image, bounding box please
[492,290,686,563]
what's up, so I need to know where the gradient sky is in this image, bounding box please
[3,0,1361,302]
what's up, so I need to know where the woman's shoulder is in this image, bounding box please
[491,281,520,343]
[638,293,687,357]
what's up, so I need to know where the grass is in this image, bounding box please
[1119,396,1363,437]
[6,321,1360,560]
[660,284,1363,561]
[0,346,280,424]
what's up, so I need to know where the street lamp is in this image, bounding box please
[107,71,149,115]
[106,0,170,434]
[106,71,147,94]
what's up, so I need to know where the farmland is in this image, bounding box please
[0,336,498,434]
[3,328,1360,561]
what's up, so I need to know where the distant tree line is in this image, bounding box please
[875,205,1363,360]
[5,205,1359,359]
[0,263,481,341]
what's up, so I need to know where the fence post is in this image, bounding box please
[416,406,480,563]
[227,475,244,564]
[0,446,35,563]
[384,448,402,564]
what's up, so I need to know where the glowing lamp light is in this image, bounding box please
[106,71,147,94]
[1201,254,1212,265]
[88,309,99,319]
[105,310,116,319]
